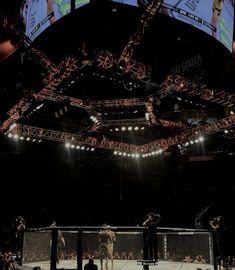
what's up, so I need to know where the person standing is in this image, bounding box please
[142,213,161,263]
[50,221,65,264]
[210,216,228,267]
[12,216,26,254]
[98,224,116,270]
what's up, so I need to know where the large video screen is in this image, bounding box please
[20,0,89,41]
[113,0,234,53]
[75,0,89,9]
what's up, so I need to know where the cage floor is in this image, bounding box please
[22,259,216,270]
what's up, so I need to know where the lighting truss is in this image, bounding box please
[1,4,235,156]
[117,0,163,67]
[145,97,188,129]
[29,47,59,75]
[188,88,235,107]
[96,50,152,81]
[90,98,145,107]
[0,18,89,132]
[8,114,235,154]
[0,57,79,132]
[139,114,235,153]
[9,124,139,153]
[96,53,235,108]
[148,74,235,107]
[34,92,187,129]
[96,0,163,80]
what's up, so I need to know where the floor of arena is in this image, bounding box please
[22,259,216,270]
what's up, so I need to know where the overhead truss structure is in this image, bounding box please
[8,114,235,154]
[117,0,163,70]
[0,56,79,132]
[1,1,235,156]
[96,51,235,107]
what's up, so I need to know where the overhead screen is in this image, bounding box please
[21,0,234,52]
[114,0,235,53]
[20,0,89,41]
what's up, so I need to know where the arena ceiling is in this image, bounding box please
[1,1,235,152]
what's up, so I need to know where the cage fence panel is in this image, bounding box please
[21,228,215,270]
[22,231,51,264]
[82,230,143,270]
[165,231,213,264]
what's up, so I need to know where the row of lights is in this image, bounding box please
[101,109,140,116]
[109,126,145,132]
[177,135,205,149]
[7,133,95,152]
[7,133,42,143]
[113,149,163,158]
[65,142,95,152]
[66,142,165,158]
[22,103,44,118]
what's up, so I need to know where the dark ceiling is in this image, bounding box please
[0,1,235,239]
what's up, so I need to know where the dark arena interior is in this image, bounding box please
[0,0,235,269]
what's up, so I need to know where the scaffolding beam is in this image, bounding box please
[7,115,235,154]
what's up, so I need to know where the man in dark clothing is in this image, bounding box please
[84,259,98,270]
[142,212,161,262]
[210,215,228,266]
[12,216,26,254]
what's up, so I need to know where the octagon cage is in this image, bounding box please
[20,226,216,270]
